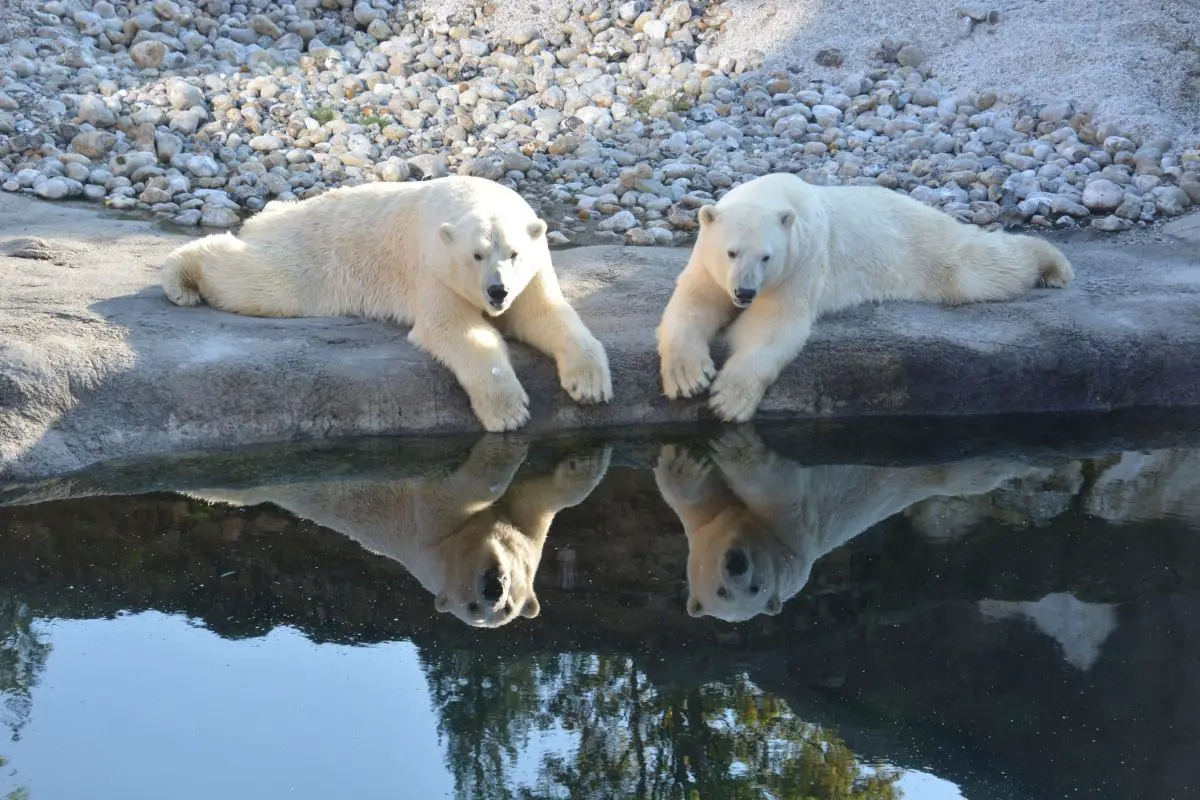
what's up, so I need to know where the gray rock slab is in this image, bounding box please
[2,192,1200,483]
[1163,210,1200,244]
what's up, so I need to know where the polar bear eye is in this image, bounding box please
[509,251,518,260]
[716,587,728,598]
[473,253,483,261]
[726,249,737,259]
[761,254,770,262]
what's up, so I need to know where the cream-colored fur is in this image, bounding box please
[657,172,1074,422]
[161,176,612,432]
[185,437,611,628]
[654,427,1047,623]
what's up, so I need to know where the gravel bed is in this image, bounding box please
[1,0,1198,245]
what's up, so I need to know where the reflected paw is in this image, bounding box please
[654,444,713,499]
[553,445,614,491]
[709,426,770,470]
[467,435,531,473]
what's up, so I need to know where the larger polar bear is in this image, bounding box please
[187,437,611,628]
[160,176,612,432]
[657,172,1074,422]
[654,427,1048,623]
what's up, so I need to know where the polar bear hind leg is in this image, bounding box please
[160,234,243,307]
[945,231,1073,305]
[160,232,306,318]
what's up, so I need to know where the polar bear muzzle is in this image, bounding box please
[485,281,508,310]
[725,548,750,577]
[732,288,757,307]
[480,564,506,604]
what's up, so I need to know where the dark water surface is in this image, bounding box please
[2,416,1199,800]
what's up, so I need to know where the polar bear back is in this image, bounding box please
[226,177,544,324]
[715,172,1038,314]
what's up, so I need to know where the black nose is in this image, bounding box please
[486,284,507,303]
[481,566,504,602]
[733,288,756,304]
[725,549,749,577]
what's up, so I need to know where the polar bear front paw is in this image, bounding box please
[708,366,767,423]
[472,380,532,433]
[560,337,613,405]
[661,348,717,400]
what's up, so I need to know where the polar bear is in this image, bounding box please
[186,437,611,628]
[160,176,612,432]
[657,172,1074,422]
[654,427,1048,623]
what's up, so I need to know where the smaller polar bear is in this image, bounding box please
[186,437,611,628]
[657,172,1074,422]
[654,427,1048,623]
[160,176,612,432]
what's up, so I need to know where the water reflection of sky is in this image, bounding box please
[3,613,449,799]
[0,611,965,800]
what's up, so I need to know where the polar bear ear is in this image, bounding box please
[697,205,719,227]
[779,210,796,228]
[527,219,547,240]
[687,596,704,617]
[764,593,782,615]
[438,222,456,244]
[519,596,541,619]
[434,592,451,613]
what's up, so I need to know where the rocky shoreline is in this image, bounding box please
[1,0,1198,246]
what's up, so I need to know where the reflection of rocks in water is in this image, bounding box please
[1085,449,1200,526]
[906,460,1083,539]
[654,427,1042,623]
[905,448,1200,539]
[186,437,610,629]
[978,592,1118,671]
[554,546,577,591]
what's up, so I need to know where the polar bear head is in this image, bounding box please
[696,200,796,308]
[684,507,798,623]
[438,209,550,317]
[433,515,542,628]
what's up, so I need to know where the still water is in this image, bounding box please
[1,420,1199,800]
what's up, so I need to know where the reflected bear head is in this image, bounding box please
[684,507,797,623]
[434,514,542,628]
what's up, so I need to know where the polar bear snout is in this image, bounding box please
[732,288,757,307]
[485,281,508,309]
[724,547,750,578]
[480,564,506,604]
[722,547,762,597]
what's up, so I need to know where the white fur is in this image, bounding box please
[654,427,1047,623]
[657,172,1075,422]
[161,176,612,432]
[186,438,611,628]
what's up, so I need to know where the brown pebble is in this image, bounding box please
[814,47,844,68]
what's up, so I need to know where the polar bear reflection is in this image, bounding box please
[655,428,1044,623]
[188,438,610,628]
